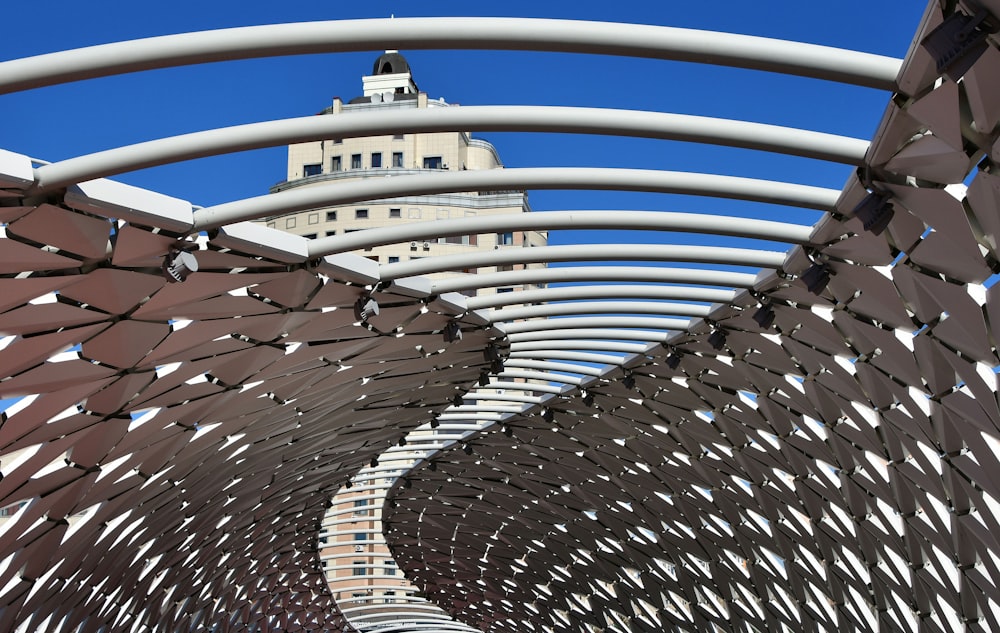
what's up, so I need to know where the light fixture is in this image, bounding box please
[443,320,463,343]
[354,295,380,321]
[463,444,474,456]
[430,418,440,429]
[428,461,437,472]
[484,345,503,373]
[801,262,831,295]
[370,457,379,468]
[398,437,407,447]
[583,392,594,407]
[666,351,682,370]
[752,303,775,329]
[921,8,998,82]
[478,371,490,387]
[542,409,554,423]
[452,394,463,407]
[708,328,727,351]
[162,249,199,283]
[503,426,513,438]
[622,373,636,390]
[852,191,895,235]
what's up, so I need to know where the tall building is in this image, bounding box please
[263,50,546,285]
[258,51,547,630]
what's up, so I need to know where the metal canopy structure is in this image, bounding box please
[1,2,1000,632]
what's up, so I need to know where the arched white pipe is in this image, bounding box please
[32,106,868,190]
[487,301,712,322]
[308,210,812,257]
[465,284,736,310]
[195,167,838,230]
[0,18,900,94]
[380,244,784,280]
[428,267,757,293]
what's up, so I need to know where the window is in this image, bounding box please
[266,222,275,228]
[353,500,368,516]
[440,235,473,245]
[371,152,382,168]
[325,230,336,237]
[308,213,319,225]
[436,208,450,220]
[383,591,396,604]
[423,156,443,169]
[303,233,317,239]
[387,256,399,264]
[498,232,514,246]
[285,218,296,229]
[393,133,404,140]
[353,561,367,576]
[355,209,369,219]
[332,138,342,144]
[384,561,397,575]
[389,208,401,218]
[392,152,404,167]
[331,155,342,171]
[351,154,362,169]
[408,208,421,219]
[326,211,337,221]
[354,532,366,541]
[303,163,322,177]
[497,287,514,294]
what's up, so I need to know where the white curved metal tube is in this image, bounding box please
[487,301,712,322]
[504,359,607,377]
[0,18,901,95]
[508,350,628,365]
[380,244,784,280]
[196,168,838,230]
[510,340,653,354]
[500,316,690,335]
[496,369,584,386]
[32,106,869,190]
[308,210,813,257]
[428,267,758,293]
[483,381,567,395]
[507,328,674,343]
[465,284,737,310]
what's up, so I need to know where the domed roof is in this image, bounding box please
[372,51,411,75]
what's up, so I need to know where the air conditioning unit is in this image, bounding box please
[422,242,431,249]
[355,545,365,552]
[494,244,501,250]
[410,242,417,248]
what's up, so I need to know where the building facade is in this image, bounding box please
[264,51,546,288]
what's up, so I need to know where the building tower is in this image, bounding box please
[259,52,547,630]
[264,50,546,284]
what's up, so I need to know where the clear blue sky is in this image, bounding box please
[1,1,923,250]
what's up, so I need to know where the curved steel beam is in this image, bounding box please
[482,380,567,395]
[195,167,838,230]
[0,18,901,95]
[500,316,690,335]
[508,350,628,365]
[32,106,868,190]
[428,266,758,293]
[504,359,607,377]
[465,284,736,310]
[380,244,784,280]
[495,369,584,386]
[510,340,653,354]
[308,210,812,257]
[506,328,674,343]
[487,301,712,322]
